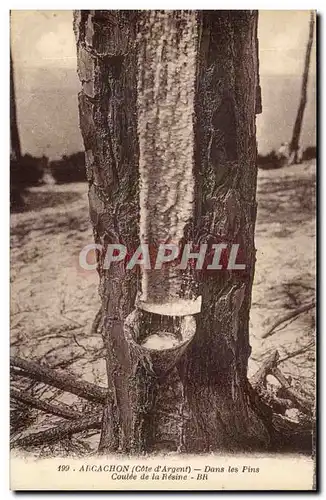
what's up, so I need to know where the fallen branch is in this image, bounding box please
[11,366,30,379]
[278,340,315,364]
[51,355,84,370]
[10,356,107,404]
[11,389,83,420]
[12,415,102,448]
[262,300,316,339]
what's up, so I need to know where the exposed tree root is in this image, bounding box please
[249,350,314,452]
[271,366,313,415]
[271,413,314,451]
[251,350,280,387]
[251,351,313,415]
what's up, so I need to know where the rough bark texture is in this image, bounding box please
[75,10,269,454]
[74,10,140,453]
[184,10,267,451]
[289,11,315,162]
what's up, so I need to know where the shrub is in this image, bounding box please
[257,150,284,170]
[50,152,86,184]
[10,154,46,189]
[302,146,316,162]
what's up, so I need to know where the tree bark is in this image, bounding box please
[289,11,315,163]
[74,10,140,453]
[75,10,270,454]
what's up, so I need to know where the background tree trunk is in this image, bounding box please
[10,46,24,210]
[75,10,270,454]
[10,50,21,162]
[289,11,315,164]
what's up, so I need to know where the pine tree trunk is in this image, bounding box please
[289,11,315,164]
[10,50,21,162]
[10,46,24,210]
[75,10,270,454]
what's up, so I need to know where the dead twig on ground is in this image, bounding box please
[262,300,315,339]
[50,354,84,369]
[278,340,315,364]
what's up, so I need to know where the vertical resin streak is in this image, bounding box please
[137,11,198,307]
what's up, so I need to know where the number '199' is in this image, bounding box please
[58,465,70,472]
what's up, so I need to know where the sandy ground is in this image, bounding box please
[10,160,316,450]
[249,160,315,395]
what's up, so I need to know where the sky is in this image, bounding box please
[11,10,316,159]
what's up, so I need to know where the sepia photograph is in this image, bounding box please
[9,9,316,490]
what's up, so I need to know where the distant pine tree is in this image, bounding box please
[289,12,315,164]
